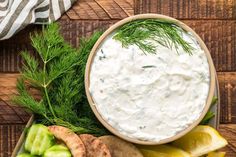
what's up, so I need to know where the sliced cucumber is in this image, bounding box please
[47,145,68,151]
[25,124,54,155]
[16,153,35,157]
[44,145,72,157]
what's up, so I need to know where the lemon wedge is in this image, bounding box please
[138,145,191,157]
[207,152,226,157]
[172,125,228,157]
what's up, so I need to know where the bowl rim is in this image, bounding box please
[85,14,216,145]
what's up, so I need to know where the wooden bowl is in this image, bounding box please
[85,14,216,145]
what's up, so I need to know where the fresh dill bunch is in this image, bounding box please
[113,19,194,55]
[13,23,108,136]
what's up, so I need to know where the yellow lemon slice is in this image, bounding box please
[207,152,226,157]
[138,145,191,157]
[172,125,228,157]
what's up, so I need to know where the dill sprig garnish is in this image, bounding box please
[113,19,194,55]
[13,23,108,136]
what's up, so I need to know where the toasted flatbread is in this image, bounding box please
[48,125,86,157]
[79,134,111,157]
[98,135,143,157]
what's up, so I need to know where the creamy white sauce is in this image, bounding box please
[89,31,210,142]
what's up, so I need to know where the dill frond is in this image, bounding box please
[13,79,47,116]
[13,23,108,136]
[113,19,194,55]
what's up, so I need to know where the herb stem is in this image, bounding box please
[43,114,53,123]
[44,87,56,118]
[43,54,56,118]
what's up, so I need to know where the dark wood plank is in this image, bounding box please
[218,72,236,124]
[58,20,117,47]
[219,124,236,156]
[0,74,30,124]
[135,0,236,19]
[64,0,134,20]
[0,25,40,73]
[0,125,25,157]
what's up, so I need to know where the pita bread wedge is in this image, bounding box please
[99,135,143,157]
[79,134,111,157]
[48,125,86,157]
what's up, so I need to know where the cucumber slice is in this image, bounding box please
[25,124,54,155]
[44,145,72,157]
[16,153,35,157]
[37,133,54,154]
[24,125,39,152]
[48,145,68,151]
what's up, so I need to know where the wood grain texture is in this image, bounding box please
[59,20,117,47]
[64,0,134,20]
[0,125,25,157]
[0,74,30,124]
[0,25,40,73]
[218,72,236,124]
[219,124,236,156]
[135,0,236,19]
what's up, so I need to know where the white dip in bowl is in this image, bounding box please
[89,30,210,142]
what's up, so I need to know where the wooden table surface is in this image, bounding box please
[0,0,236,156]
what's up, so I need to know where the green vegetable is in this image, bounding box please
[113,19,194,55]
[211,96,218,106]
[17,153,35,157]
[13,23,108,136]
[25,124,54,155]
[200,96,218,125]
[44,145,71,157]
[200,111,215,125]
